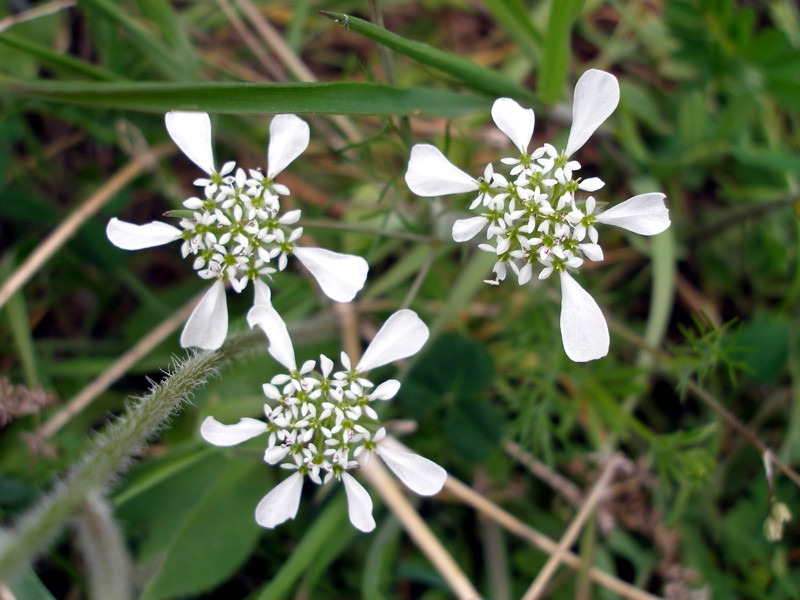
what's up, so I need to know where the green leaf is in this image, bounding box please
[8,567,58,600]
[4,80,489,117]
[444,398,503,464]
[403,333,494,417]
[539,0,583,104]
[320,12,536,104]
[729,315,790,383]
[117,448,268,600]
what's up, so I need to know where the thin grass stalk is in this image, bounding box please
[334,305,480,600]
[609,319,800,489]
[521,456,627,600]
[445,475,658,600]
[0,143,174,310]
[359,458,481,600]
[233,0,362,144]
[214,0,287,80]
[0,0,75,33]
[33,291,203,444]
[387,440,659,600]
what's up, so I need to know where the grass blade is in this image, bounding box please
[0,34,122,81]
[253,493,348,600]
[482,0,542,65]
[78,0,184,79]
[320,11,536,104]
[5,80,489,117]
[539,0,584,104]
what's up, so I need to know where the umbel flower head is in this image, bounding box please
[106,112,368,350]
[200,292,446,532]
[405,69,671,362]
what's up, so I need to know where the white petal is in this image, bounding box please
[267,114,310,178]
[264,445,290,465]
[106,218,180,250]
[279,209,302,225]
[452,216,488,242]
[517,263,532,285]
[247,305,297,371]
[356,309,429,372]
[200,416,266,447]
[405,144,478,197]
[578,177,604,192]
[565,70,620,157]
[595,193,670,235]
[559,272,609,362]
[180,281,228,350]
[370,379,401,401]
[377,446,446,496]
[253,278,271,306]
[341,472,375,532]
[579,243,604,262]
[165,111,216,174]
[293,247,368,302]
[255,472,303,528]
[491,98,535,154]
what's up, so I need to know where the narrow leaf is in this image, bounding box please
[539,0,584,105]
[78,0,185,79]
[321,12,536,104]
[6,80,489,117]
[0,35,121,82]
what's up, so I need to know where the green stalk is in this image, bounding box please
[75,492,133,600]
[0,330,262,580]
[320,11,536,104]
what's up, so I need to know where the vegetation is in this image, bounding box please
[1,0,799,598]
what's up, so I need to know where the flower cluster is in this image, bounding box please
[405,69,671,362]
[106,112,368,350]
[201,292,446,532]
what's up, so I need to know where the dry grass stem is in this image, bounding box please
[0,143,174,310]
[233,0,362,144]
[0,0,75,33]
[334,305,479,599]
[359,457,482,600]
[33,291,202,443]
[215,0,287,80]
[521,456,630,600]
[441,467,661,600]
[505,441,584,506]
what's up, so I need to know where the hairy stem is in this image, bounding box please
[0,330,262,580]
[75,492,134,600]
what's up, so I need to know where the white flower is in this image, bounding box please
[199,298,445,532]
[106,112,368,350]
[405,69,671,362]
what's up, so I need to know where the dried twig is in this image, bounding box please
[359,458,481,600]
[442,473,660,600]
[0,144,174,310]
[31,291,202,445]
[522,456,629,599]
[0,0,75,33]
[232,0,362,144]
